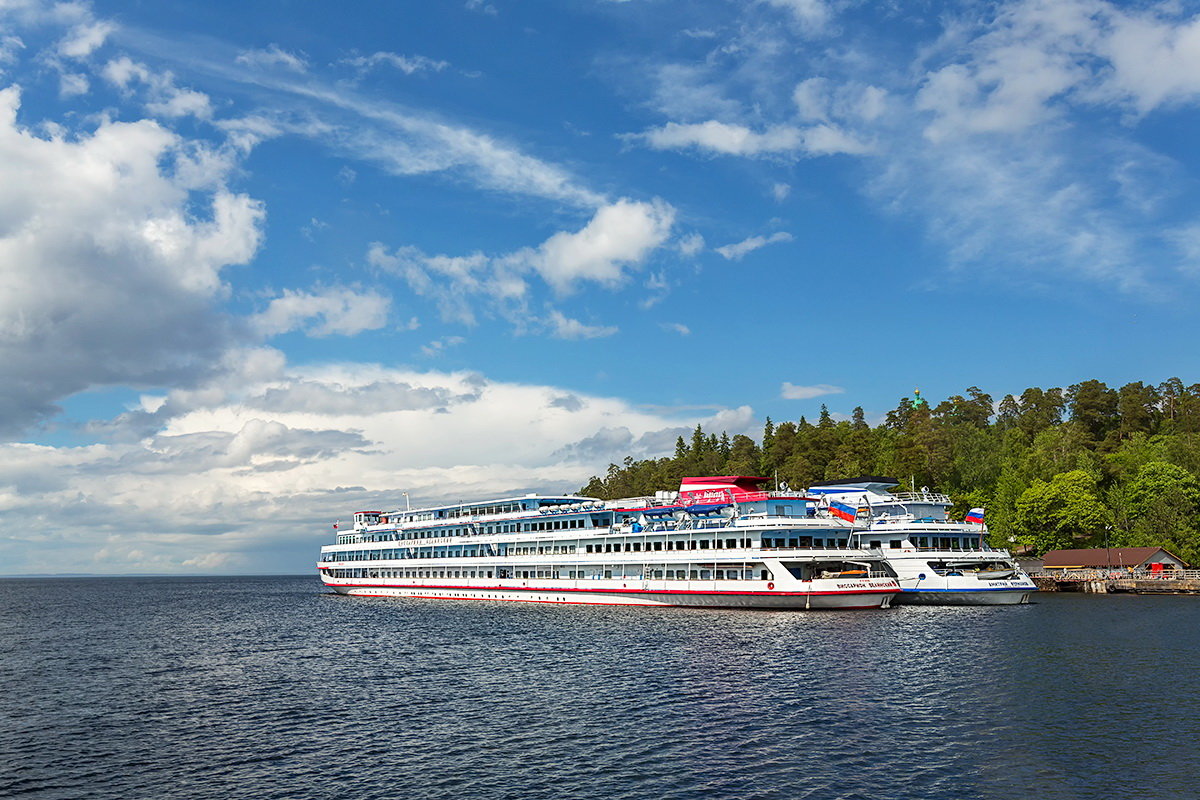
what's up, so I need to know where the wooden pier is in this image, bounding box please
[1032,569,1200,595]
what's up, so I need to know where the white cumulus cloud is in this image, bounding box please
[0,85,263,434]
[57,19,115,59]
[369,197,676,328]
[102,57,213,120]
[0,363,755,573]
[250,287,392,338]
[526,198,676,293]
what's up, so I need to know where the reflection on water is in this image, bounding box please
[1,578,1197,800]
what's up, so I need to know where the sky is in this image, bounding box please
[3,0,1200,575]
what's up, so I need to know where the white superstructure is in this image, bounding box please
[806,478,1036,605]
[318,476,900,610]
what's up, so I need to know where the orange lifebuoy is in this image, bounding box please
[767,581,775,590]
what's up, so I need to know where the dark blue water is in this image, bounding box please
[1,577,1197,800]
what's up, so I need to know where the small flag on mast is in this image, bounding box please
[965,508,985,524]
[829,500,857,522]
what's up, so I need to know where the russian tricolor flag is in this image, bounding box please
[965,507,985,524]
[829,500,857,522]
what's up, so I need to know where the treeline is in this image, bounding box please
[579,379,1200,562]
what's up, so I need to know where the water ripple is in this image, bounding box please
[1,579,1198,800]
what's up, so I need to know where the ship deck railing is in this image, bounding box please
[884,544,1005,553]
[887,491,952,504]
[319,543,895,564]
[1034,568,1200,581]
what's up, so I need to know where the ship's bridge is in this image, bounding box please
[352,511,384,530]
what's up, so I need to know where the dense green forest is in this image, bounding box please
[579,379,1200,563]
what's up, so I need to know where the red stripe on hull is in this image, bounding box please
[322,581,896,596]
[346,593,887,609]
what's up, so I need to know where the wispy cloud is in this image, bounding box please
[58,72,88,97]
[633,120,870,157]
[341,51,449,76]
[235,44,308,73]
[102,56,213,119]
[677,232,705,257]
[465,0,498,16]
[120,27,604,208]
[57,17,115,59]
[548,311,618,340]
[247,86,604,207]
[622,0,1200,293]
[0,35,23,75]
[765,0,835,34]
[421,336,466,357]
[781,382,844,400]
[716,231,793,261]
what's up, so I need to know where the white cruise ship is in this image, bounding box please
[318,476,900,609]
[806,478,1036,605]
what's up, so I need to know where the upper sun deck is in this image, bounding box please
[334,477,853,546]
[804,478,955,524]
[808,477,951,505]
[349,493,605,531]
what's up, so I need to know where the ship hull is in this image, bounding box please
[324,581,897,609]
[895,587,1033,605]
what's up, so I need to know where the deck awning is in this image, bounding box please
[685,503,730,515]
[642,506,683,518]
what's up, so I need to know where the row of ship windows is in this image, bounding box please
[594,537,851,551]
[355,523,520,543]
[509,544,583,555]
[447,502,524,518]
[525,518,591,532]
[328,566,772,581]
[860,537,979,550]
[346,518,593,544]
[909,537,983,550]
[327,535,863,562]
[326,548,494,562]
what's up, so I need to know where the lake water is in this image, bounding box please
[1,576,1197,800]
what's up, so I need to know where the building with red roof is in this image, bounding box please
[1040,547,1187,572]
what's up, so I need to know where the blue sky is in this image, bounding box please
[3,0,1200,574]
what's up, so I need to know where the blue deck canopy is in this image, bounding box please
[642,506,683,518]
[685,503,731,515]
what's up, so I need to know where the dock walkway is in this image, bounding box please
[1032,569,1200,594]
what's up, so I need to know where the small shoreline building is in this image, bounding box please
[1039,547,1188,573]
